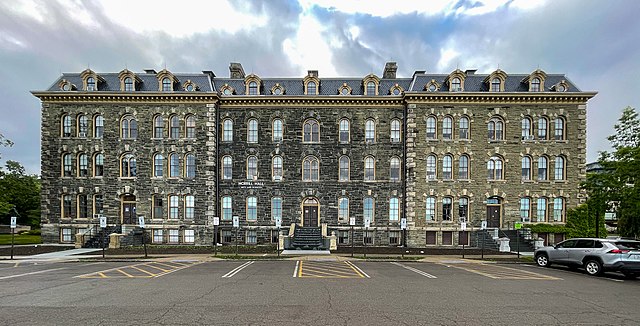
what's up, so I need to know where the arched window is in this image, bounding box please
[442,154,453,180]
[538,156,548,180]
[153,153,164,177]
[451,77,461,92]
[94,115,104,138]
[170,115,180,139]
[339,119,350,143]
[554,156,565,180]
[537,197,548,222]
[248,81,258,95]
[389,197,399,221]
[272,156,283,180]
[77,115,88,137]
[531,78,541,92]
[459,116,469,139]
[390,157,401,181]
[363,197,375,223]
[491,78,501,92]
[522,156,531,180]
[442,116,453,140]
[124,77,134,91]
[339,155,350,181]
[169,153,180,177]
[185,115,196,139]
[390,119,401,143]
[426,116,436,139]
[554,117,565,140]
[520,197,531,222]
[303,119,320,142]
[538,117,548,140]
[442,197,452,221]
[488,117,503,140]
[77,153,88,177]
[487,156,503,180]
[338,197,349,222]
[185,153,196,178]
[459,197,469,221]
[426,154,437,180]
[247,155,258,180]
[364,156,375,181]
[365,119,376,143]
[521,117,532,140]
[426,197,436,221]
[272,118,283,142]
[302,156,319,181]
[222,196,232,220]
[366,81,376,95]
[222,156,233,180]
[553,198,564,222]
[121,115,137,139]
[307,81,316,95]
[94,153,104,177]
[458,154,469,180]
[154,116,164,138]
[162,77,172,92]
[87,77,96,91]
[247,118,258,143]
[62,114,72,137]
[222,119,233,142]
[121,154,136,177]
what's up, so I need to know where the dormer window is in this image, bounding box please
[531,78,541,92]
[338,83,352,95]
[389,84,403,95]
[118,69,139,92]
[87,77,96,91]
[485,69,507,92]
[524,69,547,92]
[81,69,102,91]
[366,82,376,95]
[425,80,440,92]
[271,83,284,95]
[303,71,320,95]
[124,77,134,91]
[362,74,380,95]
[183,80,197,92]
[554,81,569,92]
[220,84,235,95]
[248,81,258,95]
[162,77,172,92]
[451,78,461,92]
[491,78,501,92]
[274,88,282,95]
[307,81,317,95]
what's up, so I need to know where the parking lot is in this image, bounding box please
[0,258,638,325]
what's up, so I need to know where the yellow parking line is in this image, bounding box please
[130,266,158,276]
[302,267,361,277]
[98,272,107,278]
[298,261,304,277]
[154,262,182,269]
[117,269,134,278]
[345,262,365,278]
[143,264,172,273]
[301,268,359,278]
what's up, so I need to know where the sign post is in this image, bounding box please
[460,222,467,258]
[515,222,522,260]
[138,216,147,259]
[480,220,487,260]
[10,216,17,260]
[349,217,355,257]
[213,217,220,257]
[275,217,281,257]
[99,215,107,259]
[233,216,239,256]
[364,217,370,258]
[401,218,407,258]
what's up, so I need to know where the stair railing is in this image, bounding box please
[80,225,97,246]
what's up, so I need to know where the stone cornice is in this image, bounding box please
[217,96,405,108]
[404,92,597,105]
[31,92,219,104]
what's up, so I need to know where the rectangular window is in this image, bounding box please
[169,195,179,219]
[61,228,72,242]
[537,198,547,222]
[364,198,374,223]
[247,197,257,221]
[271,197,282,221]
[223,120,233,142]
[442,231,453,245]
[388,231,400,245]
[390,120,401,143]
[94,116,104,139]
[426,231,437,245]
[338,197,349,223]
[78,195,88,219]
[153,196,163,219]
[153,229,163,243]
[168,229,179,243]
[185,195,195,219]
[389,197,399,221]
[520,198,530,222]
[94,154,104,177]
[63,195,74,218]
[458,198,468,222]
[442,198,452,221]
[222,197,232,220]
[246,230,257,244]
[271,230,279,243]
[338,230,349,245]
[222,230,233,243]
[78,155,88,177]
[184,229,195,243]
[339,120,350,143]
[553,198,564,222]
[363,231,374,245]
[94,195,104,215]
[458,231,469,246]
[426,197,435,221]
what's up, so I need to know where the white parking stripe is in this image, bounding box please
[391,262,437,279]
[222,261,254,278]
[0,267,67,280]
[293,261,299,277]
[345,261,370,278]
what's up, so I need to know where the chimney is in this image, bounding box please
[144,69,157,74]
[307,70,318,78]
[383,62,397,79]
[229,63,245,79]
[465,69,477,75]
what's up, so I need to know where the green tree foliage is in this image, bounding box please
[0,132,13,160]
[565,202,607,238]
[589,106,640,239]
[0,161,41,228]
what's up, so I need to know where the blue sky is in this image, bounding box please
[1,0,639,174]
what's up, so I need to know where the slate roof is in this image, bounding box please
[46,72,214,92]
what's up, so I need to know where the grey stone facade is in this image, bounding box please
[33,64,596,247]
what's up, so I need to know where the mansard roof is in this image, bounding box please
[411,72,580,92]
[46,71,214,92]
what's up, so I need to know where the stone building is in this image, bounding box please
[32,62,596,247]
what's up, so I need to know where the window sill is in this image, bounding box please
[119,177,136,180]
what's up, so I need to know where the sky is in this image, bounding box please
[0,0,639,175]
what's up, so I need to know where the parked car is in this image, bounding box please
[534,238,640,278]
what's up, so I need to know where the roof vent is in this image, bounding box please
[144,69,157,74]
[383,62,397,79]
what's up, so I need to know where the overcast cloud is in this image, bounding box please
[0,0,638,174]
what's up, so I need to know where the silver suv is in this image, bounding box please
[534,238,640,278]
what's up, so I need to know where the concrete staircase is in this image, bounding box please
[82,225,121,248]
[502,229,536,252]
[291,226,325,250]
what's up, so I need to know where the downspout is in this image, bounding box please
[402,98,408,248]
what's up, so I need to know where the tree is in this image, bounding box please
[0,132,13,160]
[0,161,41,227]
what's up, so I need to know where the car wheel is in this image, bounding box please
[584,259,603,276]
[535,253,550,267]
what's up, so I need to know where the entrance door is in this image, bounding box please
[302,198,319,227]
[486,197,501,227]
[122,195,137,224]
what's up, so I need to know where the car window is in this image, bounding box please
[615,241,640,250]
[575,240,594,248]
[594,241,604,248]
[557,239,577,248]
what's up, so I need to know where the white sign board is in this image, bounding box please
[138,216,145,228]
[364,217,371,228]
[480,220,487,230]
[400,218,407,230]
[275,217,282,228]
[213,217,220,226]
[99,216,107,228]
[232,216,239,228]
[349,217,356,226]
[10,216,17,229]
[460,222,467,231]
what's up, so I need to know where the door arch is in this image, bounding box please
[121,194,137,224]
[301,197,319,227]
[486,196,502,228]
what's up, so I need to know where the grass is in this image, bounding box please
[0,234,42,245]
